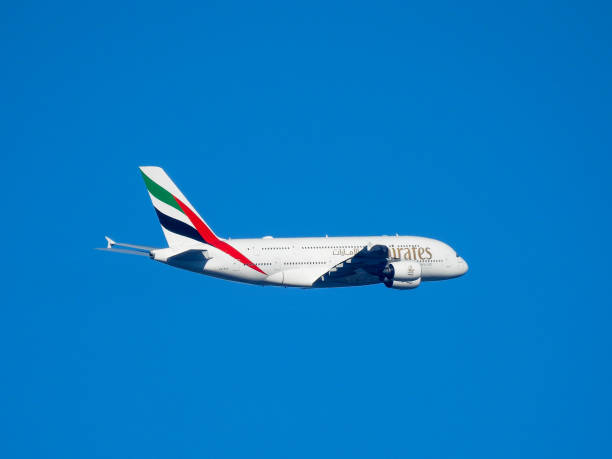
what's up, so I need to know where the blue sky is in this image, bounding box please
[2,1,611,458]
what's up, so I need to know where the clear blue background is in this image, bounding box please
[2,1,611,457]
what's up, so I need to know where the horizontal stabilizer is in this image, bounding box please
[148,247,212,263]
[167,248,211,262]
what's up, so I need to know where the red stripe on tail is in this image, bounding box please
[173,196,266,275]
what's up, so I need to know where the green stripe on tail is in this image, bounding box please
[140,170,184,213]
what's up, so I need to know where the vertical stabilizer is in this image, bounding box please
[139,166,218,248]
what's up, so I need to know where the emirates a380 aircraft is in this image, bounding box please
[98,167,468,289]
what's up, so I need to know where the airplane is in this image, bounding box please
[98,167,468,289]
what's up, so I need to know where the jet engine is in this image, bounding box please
[382,261,422,289]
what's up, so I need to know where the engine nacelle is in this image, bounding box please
[383,261,421,281]
[384,277,421,289]
[382,261,422,289]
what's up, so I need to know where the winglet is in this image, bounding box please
[105,236,116,249]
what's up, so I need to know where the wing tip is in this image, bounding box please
[104,236,115,248]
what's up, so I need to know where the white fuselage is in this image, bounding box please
[103,167,469,290]
[152,235,468,288]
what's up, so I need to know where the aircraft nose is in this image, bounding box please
[457,256,469,275]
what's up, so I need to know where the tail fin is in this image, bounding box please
[139,166,219,248]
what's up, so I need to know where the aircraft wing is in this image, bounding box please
[314,244,390,287]
[95,236,160,256]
